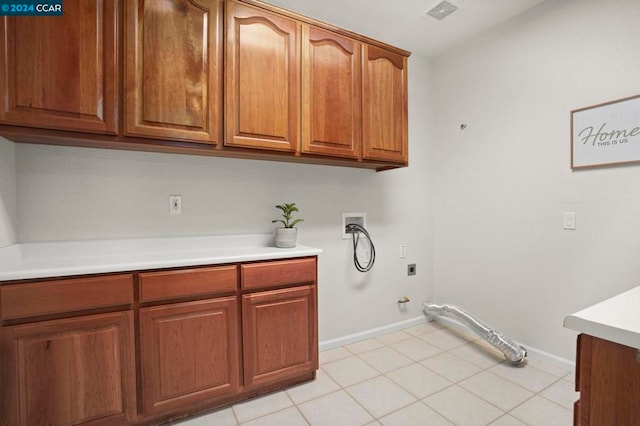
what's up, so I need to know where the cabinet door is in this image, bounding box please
[242,285,317,388]
[0,312,136,426]
[302,26,361,159]
[0,0,118,134]
[139,297,239,416]
[225,1,299,152]
[576,334,640,425]
[125,0,222,144]
[362,45,408,164]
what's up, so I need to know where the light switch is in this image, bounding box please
[563,212,576,230]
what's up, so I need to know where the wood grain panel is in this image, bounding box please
[125,0,222,143]
[242,285,317,388]
[139,265,237,303]
[241,257,316,290]
[576,333,591,425]
[139,297,239,416]
[302,25,361,159]
[225,0,299,151]
[0,0,118,134]
[575,334,640,425]
[0,311,136,426]
[0,274,133,321]
[585,335,640,425]
[362,44,408,164]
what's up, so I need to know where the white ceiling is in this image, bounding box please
[261,0,545,58]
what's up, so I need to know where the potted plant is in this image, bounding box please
[272,203,303,248]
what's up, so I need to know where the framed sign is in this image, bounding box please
[571,94,640,169]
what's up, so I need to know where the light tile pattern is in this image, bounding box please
[346,376,416,418]
[423,385,504,425]
[174,323,576,425]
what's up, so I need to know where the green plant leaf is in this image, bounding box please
[273,202,303,228]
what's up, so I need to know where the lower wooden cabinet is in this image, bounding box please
[0,311,137,426]
[139,297,239,416]
[0,256,318,425]
[242,285,317,388]
[574,334,640,425]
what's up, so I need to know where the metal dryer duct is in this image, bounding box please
[423,302,527,364]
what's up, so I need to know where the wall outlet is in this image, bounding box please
[407,264,416,276]
[169,195,182,214]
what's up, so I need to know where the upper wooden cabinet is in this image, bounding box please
[225,2,408,165]
[0,0,410,170]
[125,0,223,144]
[225,1,299,152]
[302,26,361,159]
[362,45,408,164]
[0,0,118,134]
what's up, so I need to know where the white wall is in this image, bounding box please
[432,0,640,360]
[7,1,640,360]
[0,137,17,247]
[14,54,434,343]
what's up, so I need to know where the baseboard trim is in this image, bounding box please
[432,315,575,371]
[319,314,575,372]
[319,316,426,352]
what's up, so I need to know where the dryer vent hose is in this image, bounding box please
[423,302,527,364]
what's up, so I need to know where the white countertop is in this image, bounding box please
[0,234,322,281]
[564,285,640,350]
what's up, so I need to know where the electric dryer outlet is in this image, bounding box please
[407,264,416,276]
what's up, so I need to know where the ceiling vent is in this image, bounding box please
[423,0,460,21]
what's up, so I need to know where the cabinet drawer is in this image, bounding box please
[0,274,134,321]
[139,265,238,303]
[241,257,316,290]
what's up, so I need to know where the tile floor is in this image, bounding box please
[175,321,577,426]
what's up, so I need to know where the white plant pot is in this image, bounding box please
[275,227,297,248]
